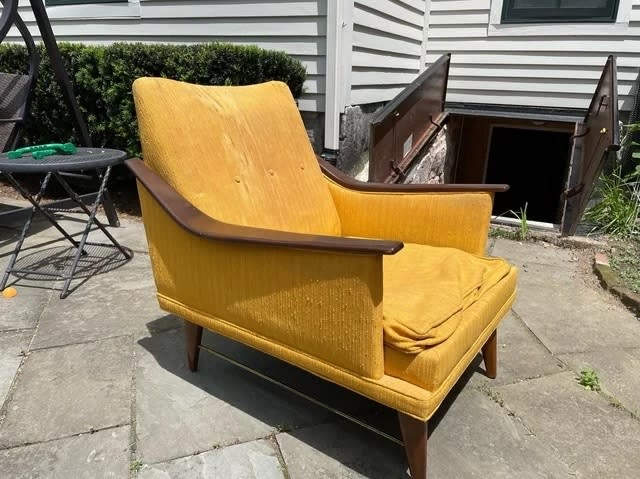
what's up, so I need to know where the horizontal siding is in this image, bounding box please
[2,0,326,111]
[425,0,640,112]
[350,0,426,105]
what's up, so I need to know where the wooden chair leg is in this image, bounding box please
[482,330,497,379]
[184,321,203,372]
[398,412,427,479]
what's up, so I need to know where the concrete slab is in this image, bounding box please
[277,420,407,479]
[427,388,577,478]
[0,330,30,407]
[512,261,640,354]
[469,312,566,387]
[492,237,579,266]
[138,439,285,479]
[0,425,130,479]
[0,284,52,331]
[558,348,640,417]
[496,372,640,478]
[0,336,133,448]
[31,254,162,349]
[135,328,330,465]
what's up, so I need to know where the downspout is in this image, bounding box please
[322,1,353,166]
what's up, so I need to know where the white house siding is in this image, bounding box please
[3,0,326,112]
[350,0,426,106]
[425,0,640,112]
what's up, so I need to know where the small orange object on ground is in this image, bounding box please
[2,286,17,298]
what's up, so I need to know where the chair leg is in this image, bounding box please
[482,330,497,379]
[184,321,203,372]
[398,412,428,479]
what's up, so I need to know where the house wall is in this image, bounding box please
[425,0,640,112]
[350,0,426,106]
[5,0,327,113]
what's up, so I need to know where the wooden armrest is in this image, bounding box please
[318,157,509,193]
[126,158,403,255]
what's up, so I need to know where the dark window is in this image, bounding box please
[47,0,125,5]
[501,0,619,23]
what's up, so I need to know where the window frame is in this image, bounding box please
[47,0,125,5]
[501,0,620,24]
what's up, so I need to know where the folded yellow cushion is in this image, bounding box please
[383,243,511,353]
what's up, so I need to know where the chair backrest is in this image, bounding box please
[0,12,40,152]
[0,72,32,151]
[133,78,342,236]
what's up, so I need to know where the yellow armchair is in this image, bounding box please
[127,78,517,479]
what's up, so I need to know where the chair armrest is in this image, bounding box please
[319,160,506,255]
[126,158,402,255]
[319,159,509,194]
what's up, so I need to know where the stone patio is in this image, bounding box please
[1,203,639,478]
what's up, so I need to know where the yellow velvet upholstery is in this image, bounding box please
[132,78,517,422]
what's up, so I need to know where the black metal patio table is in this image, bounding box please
[0,147,132,298]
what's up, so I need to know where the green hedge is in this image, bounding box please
[0,42,307,156]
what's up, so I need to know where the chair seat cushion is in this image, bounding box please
[383,243,512,353]
[383,243,517,390]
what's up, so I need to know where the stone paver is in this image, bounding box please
[469,312,566,387]
[0,336,133,448]
[428,388,577,478]
[558,347,640,416]
[511,260,640,354]
[1,218,640,478]
[138,439,285,479]
[135,328,330,465]
[0,330,30,407]
[0,284,52,331]
[277,420,407,479]
[0,426,130,479]
[31,254,162,350]
[497,371,640,478]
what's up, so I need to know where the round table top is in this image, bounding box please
[0,147,127,173]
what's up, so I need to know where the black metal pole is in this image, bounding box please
[29,0,92,147]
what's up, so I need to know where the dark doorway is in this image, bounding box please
[485,127,572,223]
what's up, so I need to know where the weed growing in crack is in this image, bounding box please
[129,460,143,473]
[578,368,601,391]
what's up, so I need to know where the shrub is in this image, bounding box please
[0,42,306,156]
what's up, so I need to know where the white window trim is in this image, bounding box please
[46,0,141,20]
[488,0,632,36]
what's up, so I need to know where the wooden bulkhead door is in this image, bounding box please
[368,54,450,183]
[561,55,620,235]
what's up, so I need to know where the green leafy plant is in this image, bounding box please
[508,202,529,241]
[578,368,601,391]
[585,164,639,237]
[129,459,143,473]
[0,42,307,157]
[585,122,640,237]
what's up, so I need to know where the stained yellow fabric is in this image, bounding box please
[385,266,518,390]
[160,264,517,422]
[383,243,513,353]
[132,76,519,423]
[137,187,385,379]
[325,177,493,256]
[133,78,341,236]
